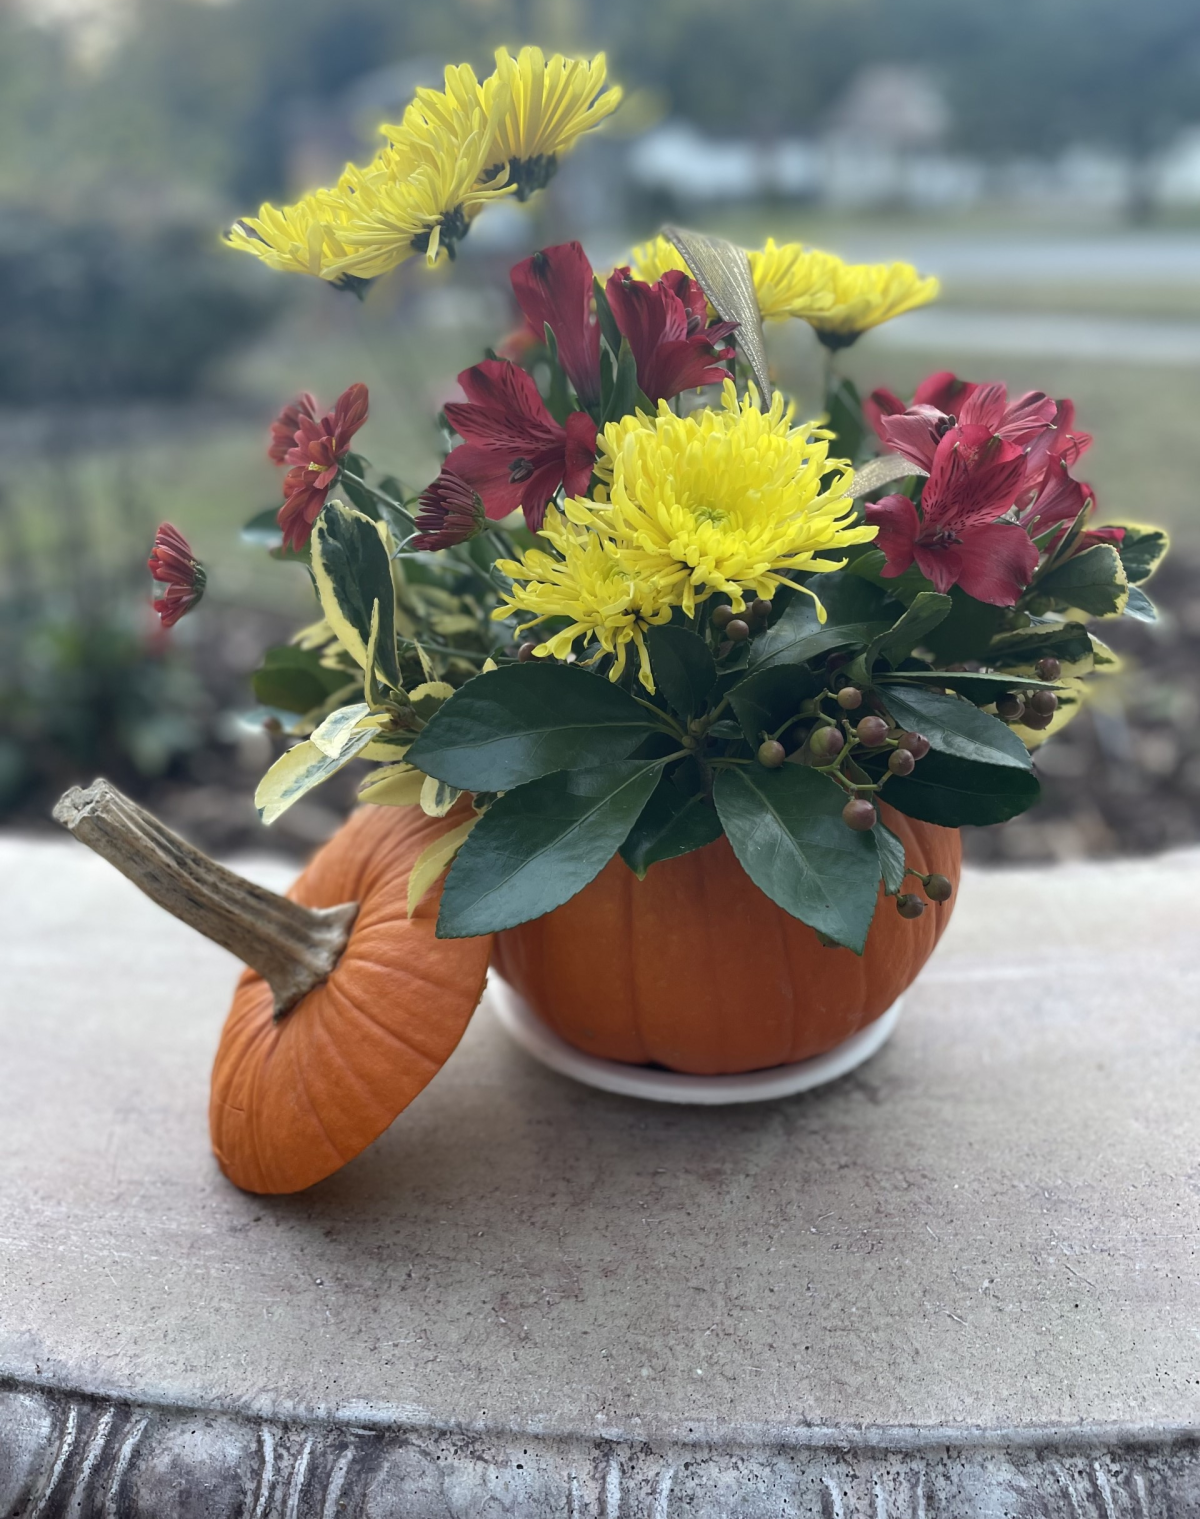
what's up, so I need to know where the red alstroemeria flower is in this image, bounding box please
[267,392,317,465]
[865,423,1038,606]
[410,470,487,551]
[510,242,602,407]
[604,266,737,404]
[277,382,370,551]
[442,359,598,531]
[148,523,206,628]
[865,371,977,440]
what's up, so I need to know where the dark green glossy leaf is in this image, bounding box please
[592,276,623,357]
[1116,525,1169,585]
[713,764,881,952]
[600,335,649,425]
[825,375,866,464]
[920,588,1005,663]
[806,569,894,625]
[884,752,1040,827]
[874,819,907,896]
[645,624,717,717]
[619,777,723,877]
[1122,584,1157,622]
[337,455,381,517]
[406,664,662,792]
[437,758,665,936]
[728,664,820,744]
[749,593,886,673]
[311,503,401,687]
[878,685,1032,770]
[864,591,953,671]
[1036,543,1128,616]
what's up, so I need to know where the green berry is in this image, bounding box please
[836,686,863,711]
[809,725,843,761]
[842,798,877,831]
[757,739,786,768]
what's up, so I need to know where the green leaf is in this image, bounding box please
[825,375,866,463]
[1122,584,1157,622]
[713,765,881,953]
[600,335,648,426]
[728,664,820,744]
[437,757,666,936]
[878,685,1031,770]
[988,621,1094,671]
[748,594,886,673]
[804,568,894,625]
[1035,543,1128,616]
[920,588,1005,664]
[878,669,1058,704]
[874,820,907,896]
[645,624,716,716]
[311,504,402,687]
[337,455,381,517]
[883,752,1041,828]
[862,592,953,671]
[242,506,284,547]
[592,276,623,357]
[619,777,723,877]
[406,663,663,792]
[310,701,378,759]
[250,645,350,715]
[1115,525,1169,585]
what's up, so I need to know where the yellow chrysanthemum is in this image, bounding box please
[227,188,358,280]
[323,107,516,278]
[803,255,940,349]
[492,516,671,691]
[746,239,836,322]
[487,47,622,199]
[627,234,690,286]
[582,380,875,619]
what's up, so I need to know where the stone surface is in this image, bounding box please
[1,834,1199,1516]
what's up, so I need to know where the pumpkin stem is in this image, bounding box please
[53,780,357,1019]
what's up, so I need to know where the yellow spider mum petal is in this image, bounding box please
[803,255,940,349]
[589,380,876,618]
[227,188,357,280]
[627,234,690,286]
[745,238,836,322]
[492,517,670,691]
[486,47,622,199]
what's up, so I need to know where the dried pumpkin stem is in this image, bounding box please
[53,780,357,1019]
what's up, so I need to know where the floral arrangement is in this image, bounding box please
[151,48,1169,958]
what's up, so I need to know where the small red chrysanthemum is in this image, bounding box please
[267,392,318,465]
[411,471,488,551]
[148,523,206,628]
[277,382,370,551]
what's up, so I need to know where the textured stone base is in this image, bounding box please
[3,838,1200,1517]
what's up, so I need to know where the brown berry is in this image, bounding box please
[897,731,930,759]
[809,725,843,761]
[757,739,786,768]
[1035,657,1061,680]
[1023,709,1053,731]
[711,604,735,630]
[887,748,916,776]
[836,686,863,711]
[996,695,1025,722]
[855,715,890,747]
[726,618,751,642]
[896,893,926,919]
[749,599,773,623]
[517,640,538,662]
[924,873,953,903]
[842,798,877,831]
[1029,689,1058,716]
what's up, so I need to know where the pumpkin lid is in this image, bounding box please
[209,803,493,1194]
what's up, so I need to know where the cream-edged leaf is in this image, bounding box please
[663,224,771,401]
[420,774,463,818]
[852,452,926,497]
[310,702,387,759]
[255,729,376,824]
[358,762,426,807]
[407,816,478,918]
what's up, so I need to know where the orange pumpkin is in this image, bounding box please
[209,804,493,1195]
[491,804,960,1075]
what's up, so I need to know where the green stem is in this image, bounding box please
[631,694,687,741]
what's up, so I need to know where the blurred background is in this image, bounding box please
[2,0,1198,860]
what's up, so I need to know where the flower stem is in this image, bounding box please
[53,781,357,1019]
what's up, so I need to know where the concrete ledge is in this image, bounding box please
[2,837,1199,1516]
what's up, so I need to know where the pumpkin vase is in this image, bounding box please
[491,805,961,1078]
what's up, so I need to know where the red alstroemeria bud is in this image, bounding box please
[148,523,206,628]
[411,471,487,551]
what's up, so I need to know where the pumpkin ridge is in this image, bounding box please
[288,1019,351,1165]
[323,974,446,1074]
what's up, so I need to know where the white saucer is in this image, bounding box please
[486,975,903,1105]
